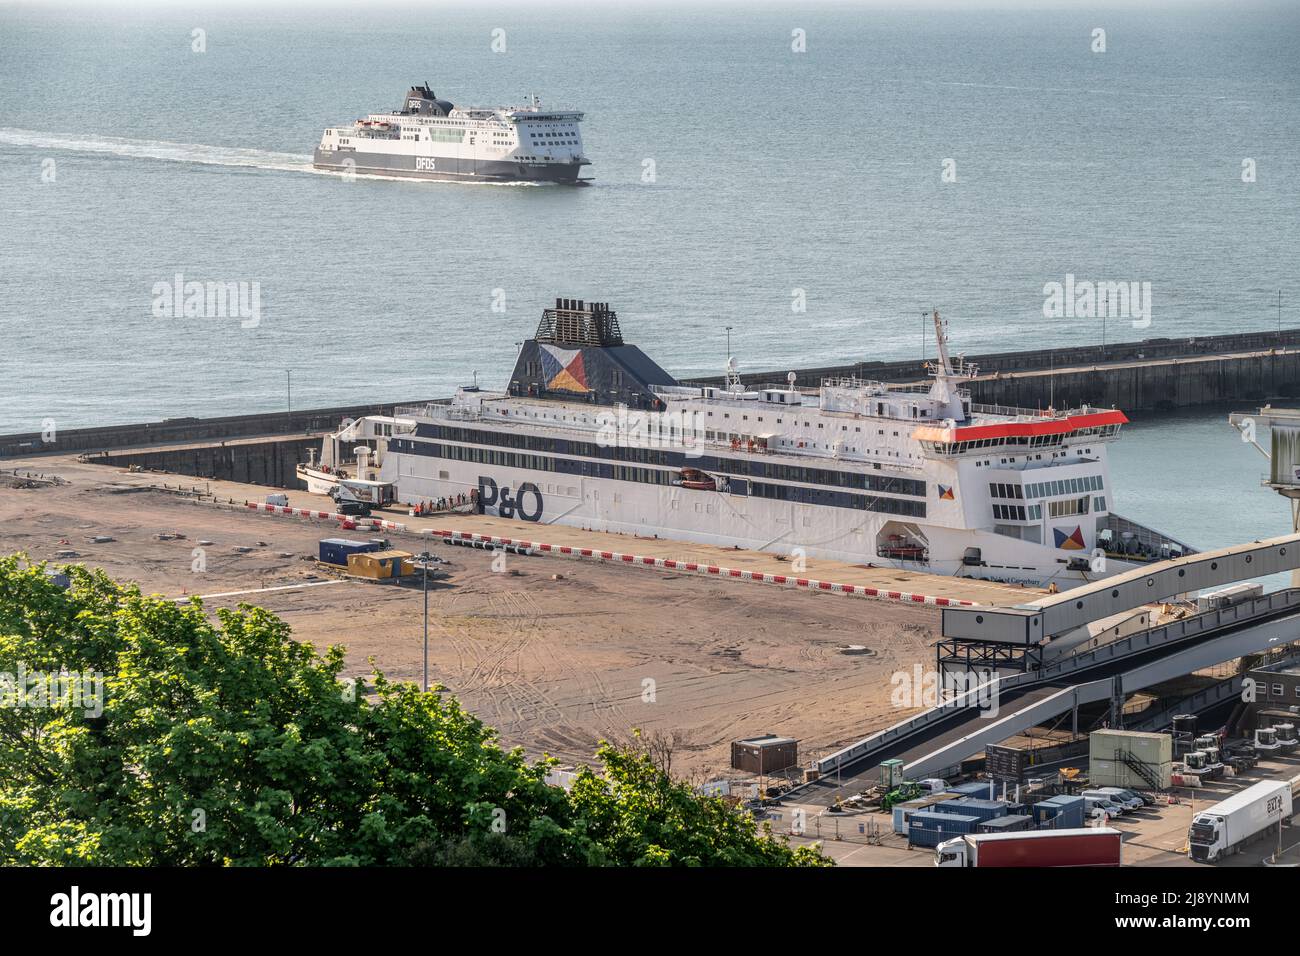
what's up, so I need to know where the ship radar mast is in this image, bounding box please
[927,308,971,423]
[932,308,955,377]
[725,357,743,394]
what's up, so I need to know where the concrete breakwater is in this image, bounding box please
[81,436,320,488]
[0,400,429,460]
[2,328,1297,466]
[698,327,1300,413]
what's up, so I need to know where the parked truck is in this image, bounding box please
[1193,735,1225,778]
[1254,726,1281,753]
[935,828,1123,867]
[1188,779,1293,863]
[330,478,396,516]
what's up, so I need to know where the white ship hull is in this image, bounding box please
[315,84,590,185]
[296,464,342,496]
[380,452,1145,589]
[314,299,1193,592]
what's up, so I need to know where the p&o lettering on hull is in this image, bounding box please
[478,476,544,522]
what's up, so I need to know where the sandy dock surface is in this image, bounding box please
[0,452,977,778]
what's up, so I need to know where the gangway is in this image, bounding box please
[785,536,1300,806]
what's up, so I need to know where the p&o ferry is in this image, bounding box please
[302,298,1193,589]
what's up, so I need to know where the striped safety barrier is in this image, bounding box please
[242,501,406,532]
[233,501,972,606]
[421,528,976,607]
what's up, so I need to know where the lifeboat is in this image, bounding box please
[676,468,716,491]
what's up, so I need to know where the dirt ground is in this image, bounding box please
[0,458,945,777]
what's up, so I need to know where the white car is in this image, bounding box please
[1096,787,1146,811]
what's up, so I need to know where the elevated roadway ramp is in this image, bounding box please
[790,586,1300,806]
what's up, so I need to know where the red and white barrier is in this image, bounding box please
[234,501,972,606]
[243,502,406,532]
[422,528,976,607]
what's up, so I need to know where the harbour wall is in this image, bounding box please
[0,400,426,460]
[81,437,320,488]
[698,327,1300,412]
[2,328,1298,466]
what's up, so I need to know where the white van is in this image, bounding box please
[1096,787,1146,811]
[1082,793,1126,819]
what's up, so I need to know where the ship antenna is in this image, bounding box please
[932,308,955,378]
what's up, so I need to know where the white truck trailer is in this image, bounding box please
[1188,779,1293,862]
[330,478,395,515]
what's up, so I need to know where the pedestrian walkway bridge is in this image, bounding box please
[786,534,1300,806]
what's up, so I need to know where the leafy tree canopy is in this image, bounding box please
[0,557,827,867]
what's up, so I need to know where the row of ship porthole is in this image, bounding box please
[970,546,1291,623]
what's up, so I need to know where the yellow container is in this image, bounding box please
[346,550,413,579]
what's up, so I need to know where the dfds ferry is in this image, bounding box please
[304,299,1194,588]
[313,84,590,184]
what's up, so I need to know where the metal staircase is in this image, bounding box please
[1116,748,1164,791]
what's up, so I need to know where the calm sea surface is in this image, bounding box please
[1,1,1298,548]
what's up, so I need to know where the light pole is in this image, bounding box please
[285,369,292,421]
[418,550,432,691]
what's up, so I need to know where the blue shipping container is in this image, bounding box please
[946,781,996,798]
[1033,795,1085,829]
[908,811,982,848]
[978,814,1032,833]
[318,538,383,566]
[931,798,1008,822]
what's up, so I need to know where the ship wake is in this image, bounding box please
[0,128,313,173]
[0,128,557,185]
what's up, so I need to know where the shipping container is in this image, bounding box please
[908,811,982,848]
[1090,730,1172,791]
[346,550,413,579]
[946,780,997,799]
[891,793,964,833]
[931,798,1008,823]
[1090,757,1173,790]
[1090,729,1173,765]
[730,735,798,775]
[1033,795,1086,829]
[318,537,384,567]
[978,814,1033,833]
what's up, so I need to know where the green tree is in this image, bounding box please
[0,557,826,867]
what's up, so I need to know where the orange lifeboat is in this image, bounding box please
[677,468,716,491]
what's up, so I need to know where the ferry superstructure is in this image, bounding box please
[306,299,1194,589]
[313,84,590,184]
